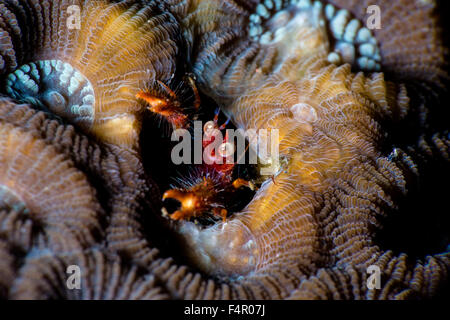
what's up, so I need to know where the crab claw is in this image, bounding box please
[169,210,188,221]
[232,178,256,191]
[136,91,167,112]
[212,208,228,222]
[163,189,200,221]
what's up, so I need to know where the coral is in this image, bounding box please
[327,0,447,87]
[163,56,403,275]
[0,240,15,298]
[176,0,447,101]
[288,251,450,300]
[10,248,168,299]
[0,0,182,148]
[0,96,161,266]
[132,56,448,300]
[0,120,102,252]
[0,0,447,301]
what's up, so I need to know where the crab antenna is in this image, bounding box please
[213,108,221,123]
[157,80,177,100]
[187,76,201,110]
[219,118,231,130]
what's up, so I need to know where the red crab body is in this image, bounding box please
[163,111,255,222]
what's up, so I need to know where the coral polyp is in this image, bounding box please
[0,0,448,300]
[5,60,96,129]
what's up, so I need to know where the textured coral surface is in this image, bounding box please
[0,0,448,300]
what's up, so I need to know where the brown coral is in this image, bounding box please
[327,0,447,87]
[0,0,447,301]
[174,0,447,102]
[0,240,15,298]
[0,120,102,252]
[0,96,161,266]
[10,248,168,300]
[288,251,450,300]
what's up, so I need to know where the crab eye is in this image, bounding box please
[203,120,216,133]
